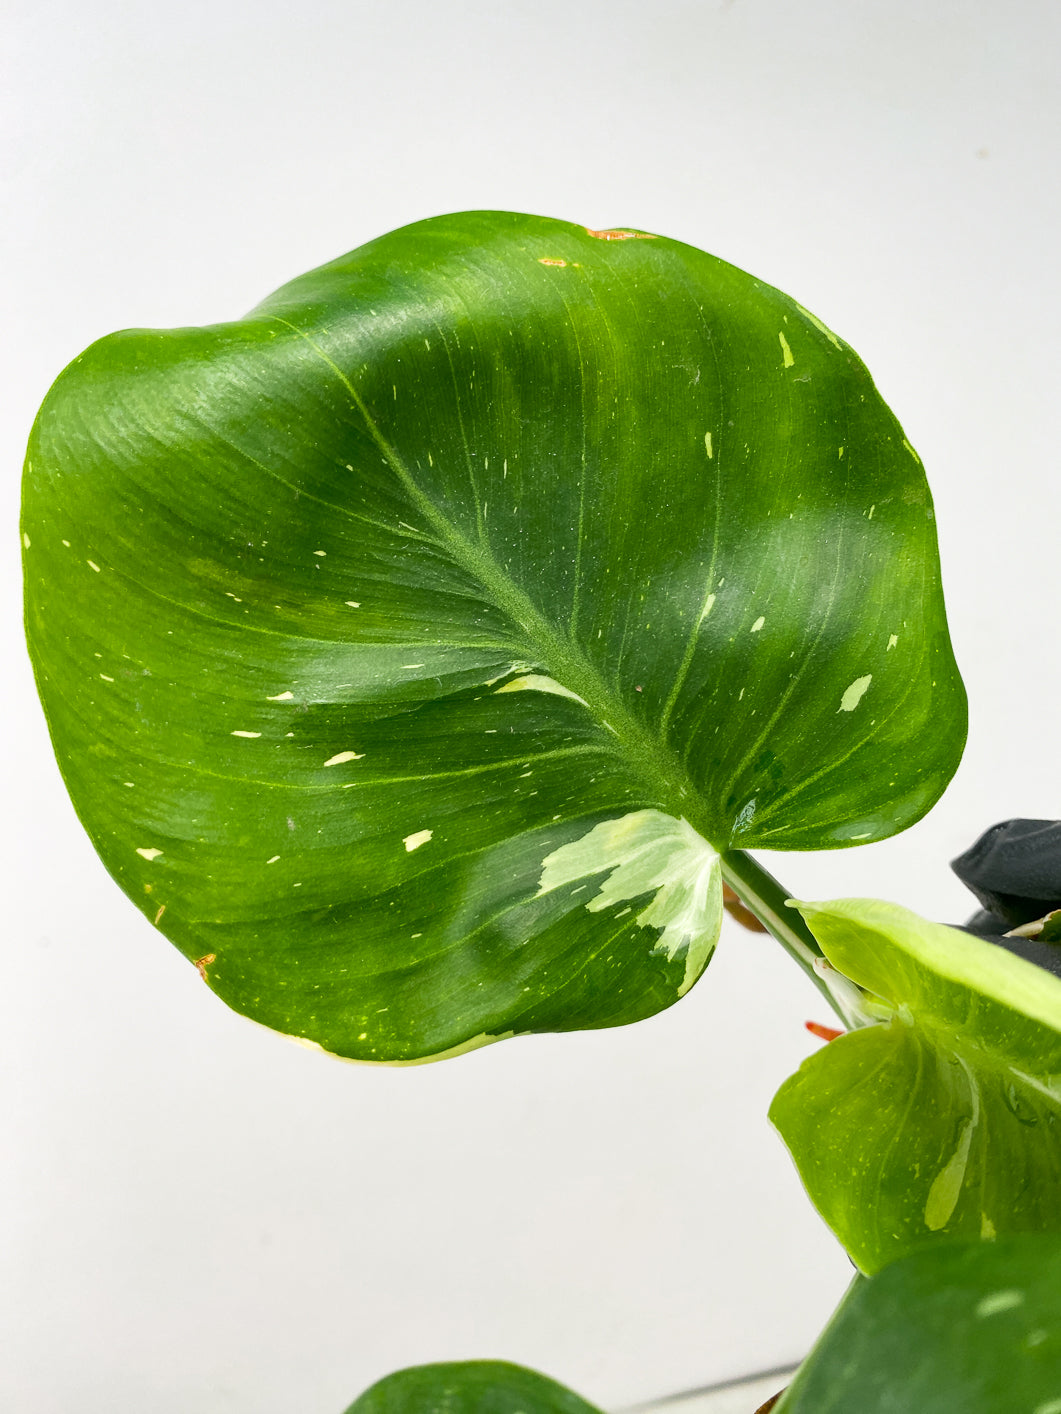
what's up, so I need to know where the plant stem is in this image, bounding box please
[720,848,867,1028]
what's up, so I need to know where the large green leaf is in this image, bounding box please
[342,1361,601,1414]
[776,1233,1061,1413]
[22,211,965,1059]
[770,899,1061,1273]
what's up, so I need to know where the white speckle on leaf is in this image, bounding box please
[536,810,722,994]
[867,505,875,519]
[136,847,163,861]
[324,751,364,766]
[838,675,872,712]
[903,438,921,464]
[267,691,294,701]
[887,635,898,650]
[344,601,361,608]
[751,616,765,633]
[99,673,114,682]
[779,332,794,368]
[153,905,166,925]
[62,539,71,547]
[401,664,425,670]
[700,594,716,623]
[838,446,844,459]
[704,431,714,459]
[404,829,433,852]
[87,560,101,573]
[231,730,262,738]
[314,549,326,557]
[267,855,281,864]
[22,532,30,549]
[975,1290,1024,1319]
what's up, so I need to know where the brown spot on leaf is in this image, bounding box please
[538,257,568,267]
[585,228,658,240]
[754,1393,785,1414]
[195,953,217,981]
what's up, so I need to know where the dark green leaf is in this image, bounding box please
[776,1234,1061,1413]
[770,899,1061,1272]
[23,212,965,1058]
[342,1361,602,1414]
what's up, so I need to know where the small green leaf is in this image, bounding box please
[770,898,1061,1273]
[775,1234,1061,1413]
[23,212,965,1058]
[342,1361,602,1414]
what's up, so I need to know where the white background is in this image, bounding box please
[3,2,1060,1410]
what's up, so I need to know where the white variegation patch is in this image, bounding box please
[924,1058,981,1232]
[536,809,722,994]
[494,673,588,707]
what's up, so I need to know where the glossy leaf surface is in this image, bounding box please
[776,1234,1061,1413]
[23,212,965,1059]
[770,899,1061,1272]
[343,1361,601,1414]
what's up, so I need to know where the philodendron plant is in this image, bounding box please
[22,212,1061,1410]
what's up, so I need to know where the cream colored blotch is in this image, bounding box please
[495,674,588,707]
[838,675,872,712]
[537,809,722,994]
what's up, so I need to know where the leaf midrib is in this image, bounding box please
[273,317,723,845]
